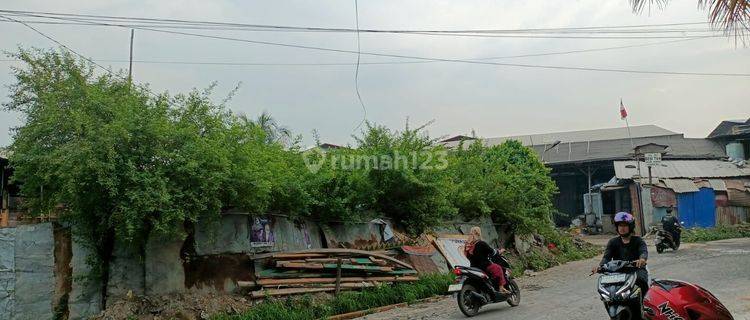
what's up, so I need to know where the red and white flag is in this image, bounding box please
[619,99,628,120]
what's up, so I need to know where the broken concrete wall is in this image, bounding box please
[195,214,323,255]
[69,237,102,320]
[106,238,144,300]
[195,214,251,255]
[145,231,186,295]
[0,227,15,320]
[14,223,55,320]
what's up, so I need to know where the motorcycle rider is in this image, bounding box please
[661,208,681,248]
[592,212,649,294]
[464,226,511,295]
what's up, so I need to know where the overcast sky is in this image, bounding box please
[1,0,748,148]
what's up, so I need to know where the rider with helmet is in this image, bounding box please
[592,211,649,294]
[661,208,681,247]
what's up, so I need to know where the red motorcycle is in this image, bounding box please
[594,260,734,320]
[644,279,734,320]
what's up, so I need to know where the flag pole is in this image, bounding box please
[622,98,633,148]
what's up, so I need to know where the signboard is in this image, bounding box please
[433,236,470,268]
[644,152,662,166]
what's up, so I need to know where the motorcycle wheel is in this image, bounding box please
[506,279,521,307]
[457,283,481,317]
[656,245,664,254]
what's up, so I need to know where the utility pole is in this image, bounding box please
[128,29,134,86]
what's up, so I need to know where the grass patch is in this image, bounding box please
[213,273,453,320]
[682,224,750,243]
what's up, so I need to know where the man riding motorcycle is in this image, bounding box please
[592,212,649,294]
[661,208,681,248]
[464,226,511,295]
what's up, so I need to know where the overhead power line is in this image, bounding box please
[0,9,725,40]
[8,13,744,78]
[0,14,161,98]
[0,37,714,67]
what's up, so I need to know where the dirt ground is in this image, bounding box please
[93,290,253,320]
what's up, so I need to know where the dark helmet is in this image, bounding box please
[614,212,635,235]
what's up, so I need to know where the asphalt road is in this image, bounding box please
[358,238,750,320]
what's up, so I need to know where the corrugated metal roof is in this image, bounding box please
[443,125,676,148]
[443,126,724,165]
[662,179,700,193]
[614,160,750,179]
[532,136,723,165]
[708,179,728,191]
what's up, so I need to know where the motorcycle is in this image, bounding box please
[594,260,646,320]
[450,250,521,317]
[594,260,735,320]
[655,221,683,254]
[644,279,734,320]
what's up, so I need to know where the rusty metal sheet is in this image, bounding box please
[650,187,677,208]
[405,255,440,274]
[716,206,749,226]
[715,192,729,207]
[724,179,749,191]
[727,189,750,207]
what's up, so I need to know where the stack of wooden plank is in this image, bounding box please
[242,249,418,298]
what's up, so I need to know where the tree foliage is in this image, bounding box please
[4,49,307,278]
[5,49,560,276]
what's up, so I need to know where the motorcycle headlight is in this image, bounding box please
[620,289,630,298]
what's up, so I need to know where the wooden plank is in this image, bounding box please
[335,258,342,295]
[279,249,414,270]
[277,261,394,272]
[368,256,388,266]
[385,269,418,275]
[257,269,332,279]
[350,258,375,265]
[304,258,342,264]
[249,287,334,298]
[250,252,330,260]
[242,276,419,287]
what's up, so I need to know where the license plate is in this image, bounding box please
[601,274,628,284]
[448,284,462,292]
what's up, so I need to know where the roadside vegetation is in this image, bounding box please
[682,224,750,243]
[213,274,453,320]
[5,48,563,283]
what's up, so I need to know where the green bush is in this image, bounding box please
[213,274,453,320]
[682,224,750,243]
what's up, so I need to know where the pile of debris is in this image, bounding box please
[242,249,418,299]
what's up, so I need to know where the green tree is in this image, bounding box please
[3,48,300,286]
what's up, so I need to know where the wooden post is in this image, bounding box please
[335,258,342,295]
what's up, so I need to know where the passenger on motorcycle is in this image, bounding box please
[661,208,681,247]
[592,212,650,294]
[464,226,511,295]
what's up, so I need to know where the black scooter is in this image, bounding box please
[593,260,645,320]
[451,250,521,317]
[654,222,682,254]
